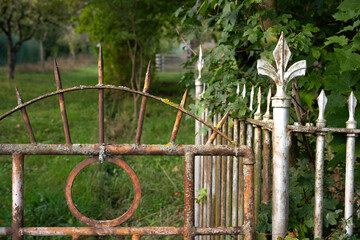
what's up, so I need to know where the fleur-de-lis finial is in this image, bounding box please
[347,91,357,126]
[242,83,246,99]
[317,90,327,125]
[249,85,254,111]
[236,83,240,96]
[257,32,307,98]
[263,88,272,120]
[255,87,262,115]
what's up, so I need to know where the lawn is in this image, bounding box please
[0,66,194,239]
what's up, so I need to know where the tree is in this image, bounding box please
[76,0,184,119]
[0,0,81,79]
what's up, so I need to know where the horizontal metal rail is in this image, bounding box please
[0,144,250,156]
[0,226,244,236]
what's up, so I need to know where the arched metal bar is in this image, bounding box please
[0,85,235,144]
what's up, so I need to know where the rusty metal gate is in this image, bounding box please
[0,48,255,240]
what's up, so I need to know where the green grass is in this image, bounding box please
[0,69,194,239]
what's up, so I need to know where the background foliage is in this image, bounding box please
[176,0,360,238]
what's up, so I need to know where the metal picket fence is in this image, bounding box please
[194,32,359,240]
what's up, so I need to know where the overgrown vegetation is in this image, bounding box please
[176,0,360,238]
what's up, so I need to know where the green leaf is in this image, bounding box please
[324,36,349,46]
[338,20,360,33]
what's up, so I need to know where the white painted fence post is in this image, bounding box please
[345,91,357,236]
[314,90,327,239]
[257,32,306,239]
[194,45,204,236]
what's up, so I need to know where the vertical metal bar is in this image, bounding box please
[98,45,104,144]
[253,87,262,223]
[238,119,246,228]
[208,114,219,240]
[271,97,291,240]
[257,32,306,239]
[239,83,247,233]
[226,117,232,228]
[262,89,272,204]
[232,118,239,227]
[12,154,24,240]
[170,89,188,144]
[195,46,204,233]
[135,61,151,145]
[215,114,222,238]
[184,152,195,240]
[314,90,327,239]
[345,91,357,236]
[243,152,255,240]
[204,108,211,240]
[15,88,36,144]
[54,60,72,145]
[261,129,271,204]
[220,120,227,240]
[132,235,141,240]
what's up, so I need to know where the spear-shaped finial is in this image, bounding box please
[257,32,306,98]
[263,88,272,121]
[316,90,327,127]
[242,83,246,99]
[347,91,357,129]
[249,85,254,111]
[196,45,204,82]
[136,61,152,145]
[15,86,23,105]
[54,59,72,145]
[15,87,36,144]
[236,83,240,96]
[255,87,262,116]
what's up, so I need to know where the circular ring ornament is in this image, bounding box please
[65,156,141,227]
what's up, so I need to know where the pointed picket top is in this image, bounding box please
[236,83,240,96]
[143,61,151,92]
[317,90,327,124]
[98,44,104,85]
[196,45,204,84]
[255,87,262,115]
[242,83,246,99]
[263,88,272,120]
[201,83,206,97]
[249,85,254,111]
[15,87,24,105]
[257,32,307,98]
[347,92,357,127]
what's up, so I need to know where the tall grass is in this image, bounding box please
[0,67,194,239]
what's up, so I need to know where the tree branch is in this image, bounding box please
[175,28,197,55]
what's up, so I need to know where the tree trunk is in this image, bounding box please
[40,40,45,72]
[7,37,15,80]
